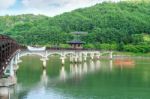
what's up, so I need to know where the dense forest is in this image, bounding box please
[0,1,150,52]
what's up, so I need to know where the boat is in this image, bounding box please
[27,46,46,51]
[114,59,135,68]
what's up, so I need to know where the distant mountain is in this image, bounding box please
[0,1,150,47]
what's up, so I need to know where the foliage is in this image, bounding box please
[0,1,150,52]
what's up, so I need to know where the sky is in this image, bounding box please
[0,0,121,16]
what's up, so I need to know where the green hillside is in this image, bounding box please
[0,1,150,52]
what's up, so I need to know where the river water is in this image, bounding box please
[1,55,150,99]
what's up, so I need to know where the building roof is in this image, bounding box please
[67,40,85,44]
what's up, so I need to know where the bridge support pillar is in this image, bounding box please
[83,56,87,61]
[43,59,47,68]
[13,56,19,71]
[83,53,87,61]
[17,53,22,63]
[61,56,66,65]
[9,59,15,77]
[78,53,82,62]
[90,53,94,60]
[74,56,78,63]
[69,55,74,62]
[14,56,18,65]
[40,57,48,68]
[79,57,82,62]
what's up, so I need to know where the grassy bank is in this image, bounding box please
[113,51,150,57]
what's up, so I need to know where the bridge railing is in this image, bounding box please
[20,46,102,51]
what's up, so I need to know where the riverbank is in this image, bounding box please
[113,51,150,57]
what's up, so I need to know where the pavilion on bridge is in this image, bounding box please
[67,31,87,50]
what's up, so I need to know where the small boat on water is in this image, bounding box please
[114,59,135,68]
[27,46,46,51]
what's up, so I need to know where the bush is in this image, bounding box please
[123,44,150,53]
[83,44,95,49]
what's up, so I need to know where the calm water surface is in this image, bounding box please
[2,55,150,99]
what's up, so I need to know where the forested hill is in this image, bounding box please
[0,1,150,52]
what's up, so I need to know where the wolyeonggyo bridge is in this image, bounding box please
[0,34,113,86]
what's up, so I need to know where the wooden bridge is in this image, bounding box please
[0,35,19,78]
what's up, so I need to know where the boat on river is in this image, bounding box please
[27,46,46,51]
[114,59,135,68]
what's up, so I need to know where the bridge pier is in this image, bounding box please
[40,57,48,68]
[13,56,19,71]
[42,59,47,68]
[83,56,87,61]
[83,53,88,61]
[74,56,78,63]
[78,57,82,62]
[60,56,66,65]
[17,53,22,63]
[90,53,94,60]
[78,53,82,62]
[1,57,17,86]
[9,59,15,77]
[69,55,74,62]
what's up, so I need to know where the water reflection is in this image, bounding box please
[89,60,95,72]
[40,69,48,86]
[59,66,67,81]
[59,60,102,81]
[110,60,113,71]
[1,56,142,99]
[83,62,88,74]
[114,59,135,68]
[0,87,10,99]
[95,60,101,70]
[0,86,17,99]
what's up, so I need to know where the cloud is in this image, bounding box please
[0,0,122,16]
[21,0,121,16]
[0,0,16,10]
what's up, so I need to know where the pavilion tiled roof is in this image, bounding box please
[67,40,85,44]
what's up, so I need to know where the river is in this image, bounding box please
[1,55,150,99]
